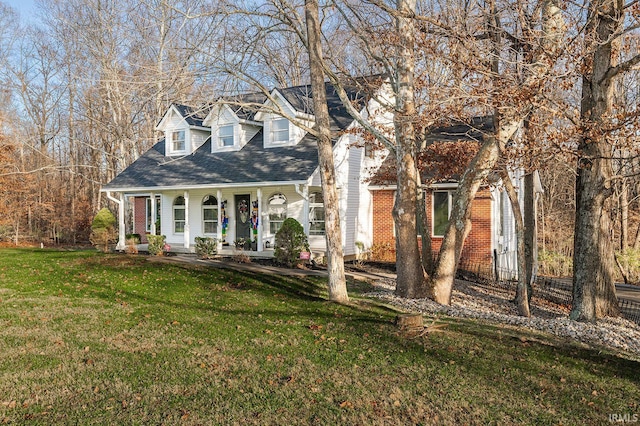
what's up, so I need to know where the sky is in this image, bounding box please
[3,0,37,22]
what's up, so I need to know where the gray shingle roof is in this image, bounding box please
[169,104,211,127]
[104,130,323,190]
[104,81,372,191]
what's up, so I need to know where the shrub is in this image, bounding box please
[370,242,395,262]
[92,208,116,230]
[538,249,573,277]
[90,228,115,253]
[90,208,116,253]
[147,234,166,256]
[274,218,309,268]
[125,237,139,254]
[232,252,251,264]
[126,233,141,244]
[616,248,640,284]
[195,236,217,259]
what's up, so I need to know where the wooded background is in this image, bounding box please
[0,0,638,283]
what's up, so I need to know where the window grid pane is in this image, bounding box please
[309,205,325,235]
[172,130,185,151]
[272,119,289,143]
[219,125,234,147]
[433,191,449,236]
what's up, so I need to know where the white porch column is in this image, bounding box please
[217,189,222,249]
[150,192,156,235]
[257,188,263,252]
[183,190,190,249]
[107,191,126,250]
[302,185,309,236]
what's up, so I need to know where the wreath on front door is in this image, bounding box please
[238,199,249,223]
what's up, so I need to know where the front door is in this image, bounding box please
[235,194,251,240]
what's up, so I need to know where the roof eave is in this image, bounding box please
[101,180,311,193]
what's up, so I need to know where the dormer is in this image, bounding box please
[254,89,314,148]
[204,103,262,152]
[156,104,210,156]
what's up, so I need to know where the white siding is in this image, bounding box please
[493,169,524,280]
[191,129,209,152]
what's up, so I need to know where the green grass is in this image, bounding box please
[0,248,638,425]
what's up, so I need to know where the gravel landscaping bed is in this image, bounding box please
[366,278,640,356]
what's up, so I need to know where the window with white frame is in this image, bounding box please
[218,125,234,147]
[171,130,186,152]
[173,196,186,233]
[146,197,161,233]
[268,193,287,234]
[432,190,453,237]
[309,191,325,235]
[202,195,218,234]
[271,118,289,144]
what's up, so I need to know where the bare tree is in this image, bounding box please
[571,0,640,321]
[305,0,349,302]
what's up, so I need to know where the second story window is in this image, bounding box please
[218,125,234,147]
[172,130,185,152]
[272,118,289,144]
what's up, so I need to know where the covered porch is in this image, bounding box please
[106,183,327,255]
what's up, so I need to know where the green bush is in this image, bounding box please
[538,249,573,277]
[195,237,218,259]
[274,218,309,268]
[147,234,166,256]
[92,208,116,230]
[90,208,117,252]
[616,248,640,284]
[126,233,141,244]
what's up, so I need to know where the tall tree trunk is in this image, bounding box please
[417,174,433,275]
[571,0,622,321]
[524,172,537,305]
[393,0,427,298]
[304,0,348,303]
[502,170,530,316]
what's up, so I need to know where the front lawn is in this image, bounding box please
[0,248,638,425]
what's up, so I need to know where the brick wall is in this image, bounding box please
[133,197,148,243]
[372,189,493,267]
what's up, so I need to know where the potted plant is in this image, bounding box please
[234,237,246,250]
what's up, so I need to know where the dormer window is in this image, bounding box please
[171,130,185,152]
[218,125,234,147]
[271,118,289,144]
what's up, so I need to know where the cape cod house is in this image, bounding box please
[101,80,527,276]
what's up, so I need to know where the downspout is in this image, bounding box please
[106,191,126,251]
[295,183,309,236]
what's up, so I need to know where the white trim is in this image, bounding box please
[102,181,308,193]
[238,119,263,126]
[155,105,184,130]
